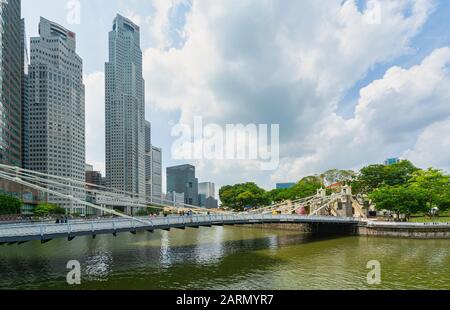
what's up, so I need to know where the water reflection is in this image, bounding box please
[0,226,448,290]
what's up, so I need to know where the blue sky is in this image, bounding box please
[22,0,450,191]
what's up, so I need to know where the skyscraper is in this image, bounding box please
[27,17,85,212]
[145,121,152,199]
[167,164,199,206]
[105,15,145,201]
[151,145,162,200]
[0,0,22,167]
[21,17,29,169]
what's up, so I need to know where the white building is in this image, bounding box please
[27,17,85,213]
[105,15,146,203]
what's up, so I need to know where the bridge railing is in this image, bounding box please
[0,214,360,239]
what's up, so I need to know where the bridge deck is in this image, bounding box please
[0,215,361,244]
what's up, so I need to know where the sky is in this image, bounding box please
[22,0,450,193]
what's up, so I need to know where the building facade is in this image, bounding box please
[27,17,85,212]
[145,121,151,199]
[0,0,22,167]
[167,164,199,206]
[105,14,145,201]
[151,146,162,201]
[21,17,29,169]
[384,158,400,166]
[198,182,218,209]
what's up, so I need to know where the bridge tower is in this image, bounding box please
[336,186,353,217]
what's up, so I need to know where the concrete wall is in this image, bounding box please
[358,225,450,239]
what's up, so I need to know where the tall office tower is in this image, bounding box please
[21,18,30,169]
[0,0,22,167]
[145,121,152,199]
[151,145,162,201]
[167,164,199,206]
[105,15,145,202]
[27,17,85,213]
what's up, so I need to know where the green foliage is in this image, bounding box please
[369,168,450,217]
[352,160,419,194]
[0,194,23,215]
[33,203,66,217]
[219,182,269,211]
[219,177,322,211]
[370,185,426,215]
[289,176,322,200]
[408,169,450,212]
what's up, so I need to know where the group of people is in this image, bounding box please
[55,216,68,224]
[178,210,194,217]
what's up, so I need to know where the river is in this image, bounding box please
[0,226,448,290]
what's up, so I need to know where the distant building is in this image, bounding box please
[167,164,199,206]
[384,158,400,166]
[105,14,145,199]
[85,165,102,188]
[276,183,296,190]
[144,121,162,202]
[198,182,218,209]
[151,146,162,201]
[165,191,185,206]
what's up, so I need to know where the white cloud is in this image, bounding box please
[273,47,450,182]
[404,118,450,171]
[140,0,441,188]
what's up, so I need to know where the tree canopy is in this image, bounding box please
[0,194,23,215]
[352,160,419,194]
[33,203,66,217]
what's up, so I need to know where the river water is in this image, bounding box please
[0,226,448,290]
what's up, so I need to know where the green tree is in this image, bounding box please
[0,194,23,215]
[352,160,419,194]
[370,185,426,218]
[289,176,322,200]
[408,169,450,213]
[219,182,269,211]
[33,203,66,217]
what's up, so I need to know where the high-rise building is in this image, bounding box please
[21,18,30,169]
[198,182,218,209]
[167,164,199,206]
[105,15,145,202]
[144,121,162,202]
[151,145,162,200]
[0,0,22,167]
[27,17,85,213]
[145,121,152,199]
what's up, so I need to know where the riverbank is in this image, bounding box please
[238,221,450,239]
[358,222,450,239]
